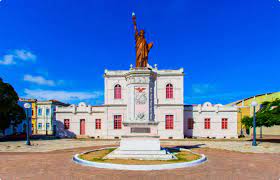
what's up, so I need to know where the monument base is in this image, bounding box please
[105,136,176,160]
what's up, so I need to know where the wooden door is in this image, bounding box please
[80,119,85,135]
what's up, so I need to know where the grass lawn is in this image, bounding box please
[78,148,201,165]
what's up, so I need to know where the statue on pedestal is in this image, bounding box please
[132,12,153,68]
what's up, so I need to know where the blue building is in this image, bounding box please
[4,99,33,136]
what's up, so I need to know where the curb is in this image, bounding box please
[72,148,207,171]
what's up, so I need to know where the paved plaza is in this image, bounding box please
[0,139,279,179]
[0,138,279,153]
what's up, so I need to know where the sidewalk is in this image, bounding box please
[0,139,279,153]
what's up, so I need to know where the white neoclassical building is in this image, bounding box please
[184,103,238,138]
[55,65,238,139]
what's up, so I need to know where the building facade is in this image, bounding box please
[229,92,280,136]
[36,100,68,135]
[3,99,67,136]
[30,99,37,134]
[55,66,238,139]
[184,102,238,138]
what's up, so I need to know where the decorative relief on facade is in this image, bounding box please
[135,112,146,121]
[135,87,147,105]
[126,76,149,84]
[134,87,148,121]
[149,87,154,120]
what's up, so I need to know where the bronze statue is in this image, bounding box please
[132,12,153,68]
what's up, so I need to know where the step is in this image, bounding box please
[113,150,167,155]
[105,153,176,160]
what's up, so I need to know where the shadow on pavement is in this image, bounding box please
[247,138,280,143]
[173,144,206,150]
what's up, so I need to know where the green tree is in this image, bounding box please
[241,116,252,129]
[241,99,280,128]
[0,78,26,135]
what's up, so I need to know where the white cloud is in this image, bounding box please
[192,83,216,94]
[0,49,36,65]
[0,55,15,65]
[24,74,55,86]
[14,49,36,61]
[24,89,103,101]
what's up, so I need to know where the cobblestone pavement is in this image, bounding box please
[0,145,279,180]
[0,138,279,153]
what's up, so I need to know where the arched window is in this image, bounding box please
[114,84,122,99]
[166,83,173,99]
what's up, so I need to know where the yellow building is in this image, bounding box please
[19,98,37,135]
[20,98,37,134]
[31,100,37,134]
[229,92,280,136]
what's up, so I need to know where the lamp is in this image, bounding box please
[251,101,258,146]
[251,101,258,107]
[24,103,31,145]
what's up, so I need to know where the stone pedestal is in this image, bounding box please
[105,68,176,160]
[119,136,160,151]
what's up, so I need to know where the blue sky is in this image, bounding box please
[0,0,279,105]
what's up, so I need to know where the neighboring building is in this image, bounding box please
[3,99,68,136]
[56,66,238,139]
[31,99,37,134]
[55,103,105,138]
[229,92,280,136]
[18,98,38,134]
[4,99,33,136]
[184,102,238,138]
[36,100,68,135]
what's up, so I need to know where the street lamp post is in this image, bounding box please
[239,109,244,137]
[45,114,48,136]
[251,101,258,146]
[24,103,31,146]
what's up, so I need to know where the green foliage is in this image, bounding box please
[0,78,19,112]
[0,78,26,134]
[241,116,252,129]
[241,99,280,128]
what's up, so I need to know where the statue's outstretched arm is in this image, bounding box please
[134,25,138,37]
[133,21,138,33]
[132,12,138,36]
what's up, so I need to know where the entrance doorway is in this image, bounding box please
[80,119,85,135]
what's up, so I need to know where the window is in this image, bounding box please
[222,118,228,129]
[46,108,50,116]
[38,108,42,116]
[204,118,211,129]
[188,118,194,129]
[96,119,101,129]
[166,84,173,99]
[114,115,122,129]
[64,119,70,129]
[165,115,174,129]
[38,123,42,129]
[32,109,34,116]
[114,84,122,99]
[46,123,50,130]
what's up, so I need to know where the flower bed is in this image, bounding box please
[78,148,201,165]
